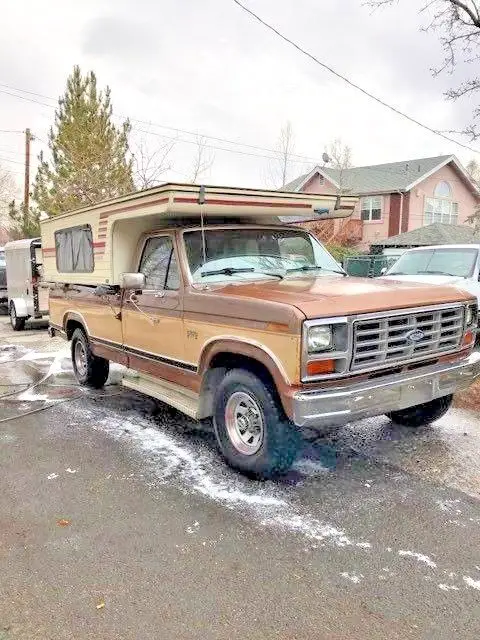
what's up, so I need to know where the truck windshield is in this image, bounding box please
[184,228,345,283]
[387,248,478,278]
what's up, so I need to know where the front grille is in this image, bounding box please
[351,306,464,372]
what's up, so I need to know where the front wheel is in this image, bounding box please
[387,394,453,428]
[213,369,301,478]
[71,328,109,388]
[9,302,25,331]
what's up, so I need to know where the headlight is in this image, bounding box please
[466,305,477,327]
[307,325,333,352]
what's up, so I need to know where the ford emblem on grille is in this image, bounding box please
[405,328,425,343]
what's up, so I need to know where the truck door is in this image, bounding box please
[122,234,186,376]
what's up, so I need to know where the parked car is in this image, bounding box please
[381,244,480,306]
[0,246,7,309]
[40,184,480,477]
[5,238,49,330]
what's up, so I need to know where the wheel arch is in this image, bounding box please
[197,338,294,420]
[63,311,90,340]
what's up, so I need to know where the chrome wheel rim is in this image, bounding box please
[225,391,264,455]
[74,340,87,376]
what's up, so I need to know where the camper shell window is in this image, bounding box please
[55,225,94,273]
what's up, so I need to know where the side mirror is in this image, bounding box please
[120,272,145,290]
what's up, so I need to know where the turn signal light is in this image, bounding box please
[307,359,335,376]
[462,330,474,347]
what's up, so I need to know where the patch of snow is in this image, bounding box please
[356,542,372,549]
[65,468,77,474]
[438,584,460,592]
[436,499,461,514]
[291,459,328,477]
[340,572,362,584]
[73,407,366,550]
[398,550,437,569]
[17,387,48,402]
[47,473,58,480]
[463,576,480,590]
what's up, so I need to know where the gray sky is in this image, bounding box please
[0,0,479,194]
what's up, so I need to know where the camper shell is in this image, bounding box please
[41,183,480,478]
[41,183,357,286]
[5,238,49,330]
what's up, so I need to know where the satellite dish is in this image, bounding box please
[322,152,331,164]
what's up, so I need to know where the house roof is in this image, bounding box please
[371,222,480,248]
[282,155,480,196]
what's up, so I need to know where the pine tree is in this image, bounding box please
[33,66,134,216]
[8,201,40,239]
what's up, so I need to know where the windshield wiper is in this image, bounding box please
[201,267,255,277]
[417,270,458,277]
[200,267,283,279]
[286,265,346,276]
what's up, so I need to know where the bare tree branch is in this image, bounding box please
[131,134,176,190]
[324,139,353,194]
[189,136,215,183]
[267,121,296,188]
[364,0,480,138]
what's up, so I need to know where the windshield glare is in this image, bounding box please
[184,228,343,283]
[387,248,478,278]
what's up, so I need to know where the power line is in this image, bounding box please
[0,83,324,164]
[230,0,480,156]
[0,129,23,134]
[0,156,24,166]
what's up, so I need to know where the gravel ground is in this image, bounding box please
[1,316,480,639]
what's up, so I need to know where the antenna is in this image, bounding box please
[199,185,207,267]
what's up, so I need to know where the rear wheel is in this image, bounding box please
[213,369,301,478]
[71,328,109,388]
[9,302,25,331]
[387,394,453,428]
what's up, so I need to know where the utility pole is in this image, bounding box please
[24,128,32,227]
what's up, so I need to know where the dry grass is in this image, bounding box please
[454,378,480,411]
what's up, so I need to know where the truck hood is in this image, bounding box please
[215,275,474,319]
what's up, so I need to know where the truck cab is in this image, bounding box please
[40,184,480,477]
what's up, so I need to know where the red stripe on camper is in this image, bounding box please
[99,196,170,219]
[172,197,311,209]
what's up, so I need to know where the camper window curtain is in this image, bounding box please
[55,225,94,273]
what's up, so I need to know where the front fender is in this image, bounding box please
[198,338,296,419]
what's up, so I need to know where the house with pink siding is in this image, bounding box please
[282,155,480,250]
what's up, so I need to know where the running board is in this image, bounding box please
[122,371,200,419]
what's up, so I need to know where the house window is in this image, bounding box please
[434,181,452,199]
[54,225,94,273]
[361,196,382,221]
[424,181,458,225]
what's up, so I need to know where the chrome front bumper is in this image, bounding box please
[292,352,480,428]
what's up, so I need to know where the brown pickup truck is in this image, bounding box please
[40,184,480,477]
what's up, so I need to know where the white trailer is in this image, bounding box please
[5,238,49,330]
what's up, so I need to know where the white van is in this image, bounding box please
[5,238,49,330]
[382,244,480,306]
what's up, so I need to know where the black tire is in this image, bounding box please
[9,302,25,331]
[213,369,301,478]
[71,328,109,388]
[387,394,453,428]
